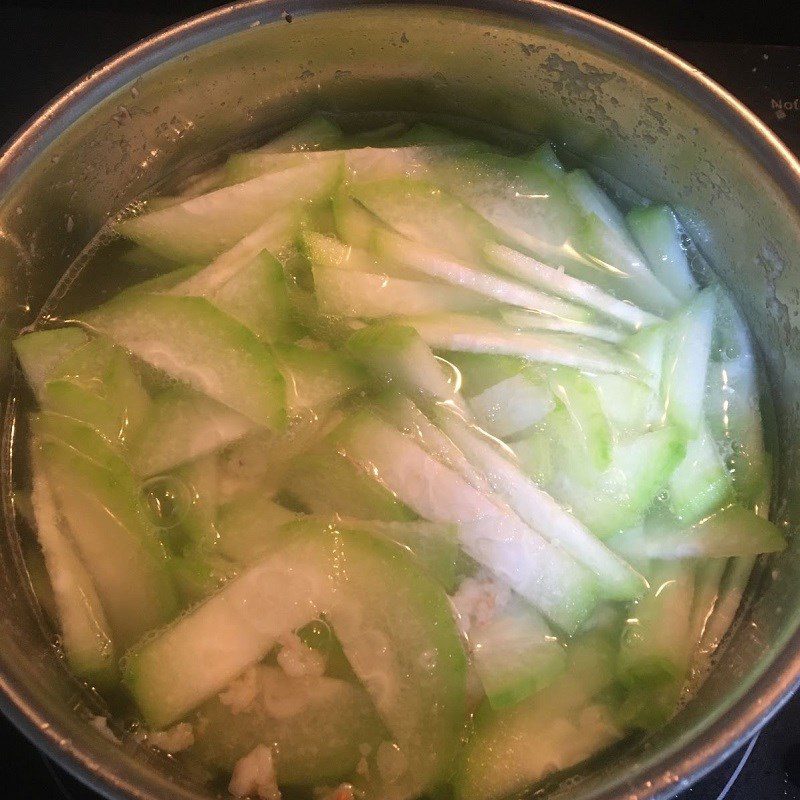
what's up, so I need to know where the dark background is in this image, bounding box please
[1,1,800,799]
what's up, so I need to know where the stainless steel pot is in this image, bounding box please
[1,3,799,799]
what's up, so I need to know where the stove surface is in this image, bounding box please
[1,9,799,800]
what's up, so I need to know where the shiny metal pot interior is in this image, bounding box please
[1,2,799,799]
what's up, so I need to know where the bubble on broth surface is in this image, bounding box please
[141,474,194,530]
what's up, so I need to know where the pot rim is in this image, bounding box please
[1,3,800,800]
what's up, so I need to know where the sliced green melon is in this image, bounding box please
[211,250,297,342]
[627,205,698,304]
[125,525,466,799]
[333,410,598,632]
[215,493,299,563]
[171,206,300,298]
[118,157,343,262]
[82,293,286,429]
[254,115,342,153]
[281,445,416,522]
[608,504,785,560]
[662,287,717,436]
[42,338,150,445]
[13,327,89,399]
[485,242,660,330]
[30,442,117,688]
[617,560,695,728]
[191,665,384,784]
[457,632,621,800]
[129,387,255,477]
[397,314,645,377]
[549,421,687,537]
[346,178,495,263]
[468,593,566,710]
[467,369,554,439]
[374,230,590,319]
[274,343,367,418]
[668,423,732,523]
[312,266,487,318]
[35,420,177,650]
[346,323,459,403]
